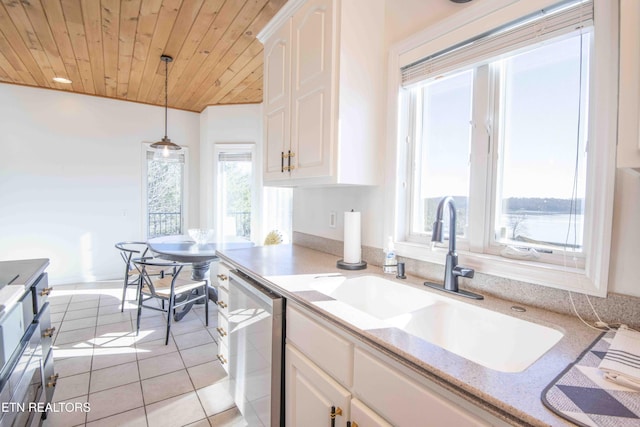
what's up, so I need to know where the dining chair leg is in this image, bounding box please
[165,295,174,345]
[136,277,143,336]
[121,265,130,313]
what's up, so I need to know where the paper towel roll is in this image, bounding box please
[343,211,362,264]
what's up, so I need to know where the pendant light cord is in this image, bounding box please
[164,57,168,139]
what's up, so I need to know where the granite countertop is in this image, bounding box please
[0,259,49,320]
[216,244,601,427]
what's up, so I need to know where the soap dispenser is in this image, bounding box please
[383,236,397,274]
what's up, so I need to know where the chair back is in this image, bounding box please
[132,257,184,297]
[115,241,150,269]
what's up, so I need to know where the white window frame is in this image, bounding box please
[384,0,617,297]
[141,143,190,239]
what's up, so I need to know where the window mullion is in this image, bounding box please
[467,65,492,253]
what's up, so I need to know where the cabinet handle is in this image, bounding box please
[217,274,228,281]
[47,374,58,388]
[330,406,343,427]
[42,327,56,338]
[216,327,227,337]
[216,300,228,309]
[281,151,284,173]
[217,354,227,364]
[40,287,52,296]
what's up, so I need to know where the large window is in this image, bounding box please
[145,149,186,237]
[395,0,617,295]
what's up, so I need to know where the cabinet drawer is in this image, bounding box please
[42,349,56,407]
[216,287,229,317]
[217,341,230,374]
[215,314,229,346]
[32,273,51,315]
[216,263,231,290]
[36,303,53,359]
[353,348,489,427]
[287,305,353,387]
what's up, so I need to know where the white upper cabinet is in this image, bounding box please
[259,0,384,186]
[618,0,640,172]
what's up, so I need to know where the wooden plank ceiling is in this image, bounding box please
[0,0,286,112]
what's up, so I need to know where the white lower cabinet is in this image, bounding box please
[286,344,351,426]
[286,303,507,427]
[214,262,231,373]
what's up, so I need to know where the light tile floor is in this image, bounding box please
[42,281,257,427]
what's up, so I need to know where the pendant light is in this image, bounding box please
[151,54,181,157]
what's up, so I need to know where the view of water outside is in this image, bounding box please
[499,212,584,249]
[495,33,589,251]
[414,32,589,252]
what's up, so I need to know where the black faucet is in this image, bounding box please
[424,196,483,300]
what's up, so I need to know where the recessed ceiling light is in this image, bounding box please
[53,77,72,84]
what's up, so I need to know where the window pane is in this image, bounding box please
[411,69,473,238]
[495,34,589,251]
[218,153,252,241]
[147,157,184,237]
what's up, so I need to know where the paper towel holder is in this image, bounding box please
[336,259,367,270]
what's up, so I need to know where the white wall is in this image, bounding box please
[0,84,200,284]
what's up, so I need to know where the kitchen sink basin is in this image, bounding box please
[388,301,563,372]
[311,275,563,372]
[310,275,438,320]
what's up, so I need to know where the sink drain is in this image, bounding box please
[511,306,526,312]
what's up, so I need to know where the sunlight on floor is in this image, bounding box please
[42,280,259,427]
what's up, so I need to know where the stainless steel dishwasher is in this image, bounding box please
[227,270,284,427]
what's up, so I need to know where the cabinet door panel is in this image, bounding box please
[291,0,333,179]
[295,8,327,86]
[286,344,350,427]
[265,108,287,176]
[266,38,289,106]
[264,21,291,181]
[295,89,325,169]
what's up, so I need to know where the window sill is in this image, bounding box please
[395,241,605,297]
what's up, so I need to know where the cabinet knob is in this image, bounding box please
[217,354,227,364]
[216,327,227,337]
[216,300,228,309]
[40,287,52,296]
[217,274,228,281]
[42,327,56,338]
